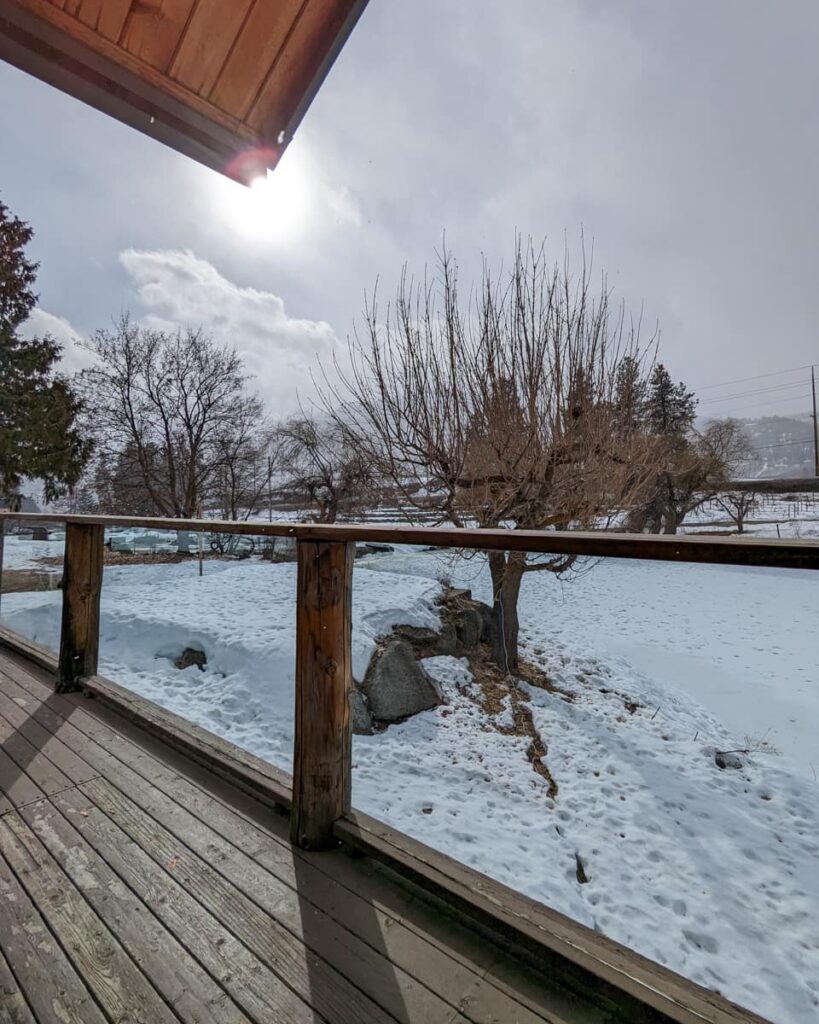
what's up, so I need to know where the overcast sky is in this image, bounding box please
[1,0,818,418]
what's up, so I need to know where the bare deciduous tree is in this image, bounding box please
[634,418,755,534]
[213,402,279,520]
[714,489,758,534]
[321,239,663,672]
[79,315,260,518]
[278,414,376,523]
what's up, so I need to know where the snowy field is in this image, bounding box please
[682,492,819,539]
[0,534,65,570]
[1,532,818,1022]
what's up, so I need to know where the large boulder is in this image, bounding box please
[351,688,373,735]
[455,605,483,651]
[393,622,457,656]
[365,640,442,723]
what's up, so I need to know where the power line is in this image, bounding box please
[693,364,814,392]
[703,392,812,416]
[749,438,814,452]
[698,379,808,405]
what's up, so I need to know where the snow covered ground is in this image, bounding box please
[0,534,65,571]
[682,492,819,539]
[1,534,818,1022]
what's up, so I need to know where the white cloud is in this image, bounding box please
[118,248,339,414]
[20,308,93,373]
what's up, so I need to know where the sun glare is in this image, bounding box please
[219,154,309,241]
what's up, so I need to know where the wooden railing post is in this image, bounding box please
[290,538,355,850]
[57,522,104,693]
[0,516,5,620]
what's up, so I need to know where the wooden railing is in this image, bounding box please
[2,510,818,853]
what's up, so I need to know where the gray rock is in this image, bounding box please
[455,606,483,651]
[351,688,373,735]
[393,624,441,652]
[715,750,743,770]
[436,621,458,656]
[365,640,442,722]
[174,646,207,671]
[475,601,495,643]
[393,621,457,656]
[355,542,395,558]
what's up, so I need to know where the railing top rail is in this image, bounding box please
[2,510,818,570]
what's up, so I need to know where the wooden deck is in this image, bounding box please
[0,643,609,1024]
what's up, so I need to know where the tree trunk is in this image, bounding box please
[487,550,525,674]
[662,509,679,534]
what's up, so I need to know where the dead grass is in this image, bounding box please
[1,569,60,594]
[35,550,219,568]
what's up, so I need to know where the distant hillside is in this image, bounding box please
[725,414,815,479]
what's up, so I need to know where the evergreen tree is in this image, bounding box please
[0,199,90,506]
[645,363,696,442]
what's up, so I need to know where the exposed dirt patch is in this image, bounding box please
[523,712,558,799]
[518,658,576,700]
[462,646,560,799]
[1,569,60,594]
[35,550,219,568]
[463,654,511,716]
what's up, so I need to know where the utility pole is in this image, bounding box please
[813,366,819,478]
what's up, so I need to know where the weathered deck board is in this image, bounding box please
[0,712,74,797]
[0,646,578,1024]
[0,944,37,1024]
[0,846,108,1024]
[0,811,182,1024]
[0,686,100,785]
[0,745,44,814]
[33,789,325,1024]
[16,797,251,1024]
[81,775,466,1024]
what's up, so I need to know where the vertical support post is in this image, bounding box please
[291,539,355,850]
[58,522,104,693]
[0,517,5,620]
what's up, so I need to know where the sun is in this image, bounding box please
[217,150,310,242]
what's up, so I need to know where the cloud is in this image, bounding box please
[118,248,339,414]
[20,308,93,373]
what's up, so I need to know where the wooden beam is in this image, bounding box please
[2,512,818,571]
[290,539,354,850]
[58,522,104,693]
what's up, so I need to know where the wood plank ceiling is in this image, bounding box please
[0,0,367,182]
